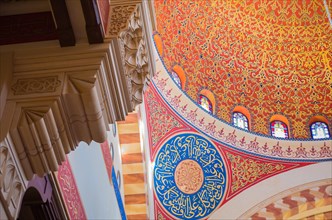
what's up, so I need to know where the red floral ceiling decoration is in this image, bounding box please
[145,84,313,220]
[154,0,332,138]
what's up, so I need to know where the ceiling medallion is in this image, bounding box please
[154,133,227,219]
[174,159,204,194]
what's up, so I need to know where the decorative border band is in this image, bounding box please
[150,35,332,162]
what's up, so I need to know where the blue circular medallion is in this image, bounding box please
[154,133,227,219]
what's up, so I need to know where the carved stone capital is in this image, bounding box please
[6,70,115,180]
[1,43,133,180]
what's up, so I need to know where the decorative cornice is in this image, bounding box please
[62,71,108,144]
[1,44,133,180]
[0,0,156,182]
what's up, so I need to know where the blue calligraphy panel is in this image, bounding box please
[154,133,227,219]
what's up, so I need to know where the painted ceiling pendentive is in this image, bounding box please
[153,0,332,138]
[144,39,332,219]
[144,83,328,220]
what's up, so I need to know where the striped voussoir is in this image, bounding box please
[118,113,148,220]
[251,183,332,220]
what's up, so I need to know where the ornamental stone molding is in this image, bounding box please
[11,76,61,95]
[119,5,152,108]
[0,42,134,180]
[107,1,156,109]
[107,0,143,37]
[108,5,137,37]
[0,142,24,220]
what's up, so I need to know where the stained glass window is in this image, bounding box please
[233,112,249,130]
[271,120,288,138]
[171,72,181,87]
[198,95,213,113]
[310,122,330,139]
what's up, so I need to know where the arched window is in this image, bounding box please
[171,65,186,89]
[233,112,249,130]
[198,94,213,113]
[171,71,181,87]
[271,120,289,138]
[310,122,330,139]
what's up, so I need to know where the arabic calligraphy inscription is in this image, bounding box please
[154,133,227,219]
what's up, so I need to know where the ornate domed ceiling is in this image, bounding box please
[154,0,332,138]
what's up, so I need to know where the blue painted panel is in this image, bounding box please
[154,133,227,219]
[112,167,127,220]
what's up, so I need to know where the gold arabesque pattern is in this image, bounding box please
[174,159,204,194]
[154,0,332,138]
[226,152,285,193]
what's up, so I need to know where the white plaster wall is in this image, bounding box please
[68,135,122,220]
[138,103,155,219]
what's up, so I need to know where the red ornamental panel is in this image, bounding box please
[57,157,87,220]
